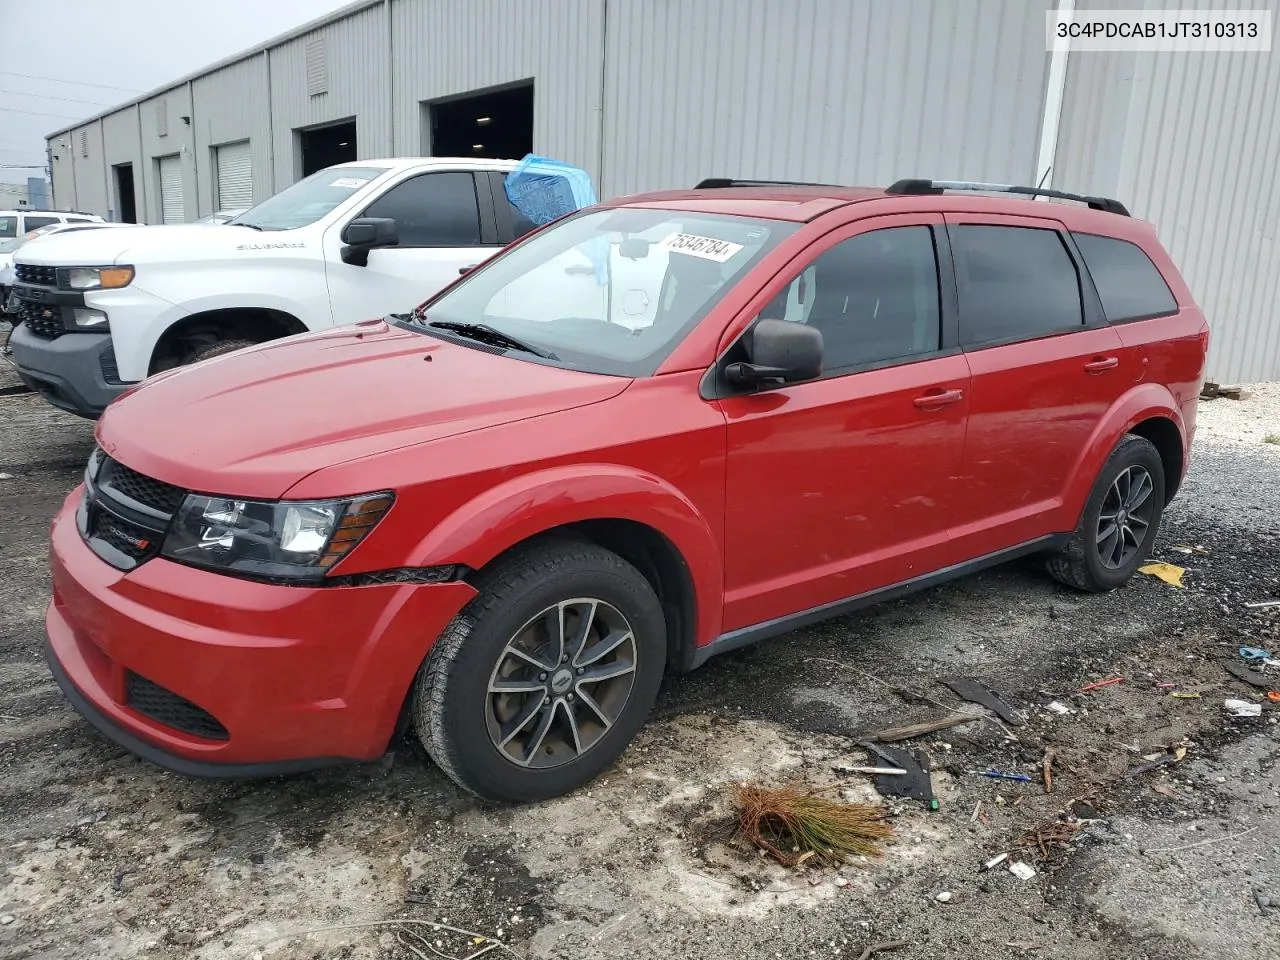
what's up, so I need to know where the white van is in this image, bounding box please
[0,210,105,239]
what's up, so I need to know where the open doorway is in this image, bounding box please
[113,163,137,223]
[428,82,533,160]
[298,119,357,177]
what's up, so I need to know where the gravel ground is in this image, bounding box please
[0,360,1278,960]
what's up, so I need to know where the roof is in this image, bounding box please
[603,185,889,222]
[45,0,383,139]
[333,157,524,173]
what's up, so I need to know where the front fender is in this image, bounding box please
[1060,382,1185,528]
[408,464,724,648]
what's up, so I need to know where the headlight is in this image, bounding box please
[161,491,393,582]
[62,265,134,290]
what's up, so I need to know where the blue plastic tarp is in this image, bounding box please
[503,154,607,283]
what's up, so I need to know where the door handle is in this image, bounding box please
[1084,356,1120,374]
[913,388,964,410]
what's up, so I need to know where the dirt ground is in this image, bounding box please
[1,353,1278,960]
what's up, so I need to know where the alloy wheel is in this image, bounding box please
[484,598,638,769]
[1095,464,1155,569]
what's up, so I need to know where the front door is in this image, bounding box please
[942,214,1132,561]
[719,215,970,632]
[323,170,502,325]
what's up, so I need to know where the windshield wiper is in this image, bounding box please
[425,320,559,360]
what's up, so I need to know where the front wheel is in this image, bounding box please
[413,538,667,802]
[1047,434,1166,592]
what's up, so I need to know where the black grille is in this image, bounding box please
[100,459,185,514]
[15,263,57,287]
[91,510,157,560]
[15,298,64,339]
[125,672,228,740]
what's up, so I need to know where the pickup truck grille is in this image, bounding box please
[15,263,57,287]
[15,297,64,339]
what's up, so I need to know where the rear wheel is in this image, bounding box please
[413,538,666,802]
[188,338,256,364]
[1047,434,1165,592]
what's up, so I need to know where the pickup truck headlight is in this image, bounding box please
[161,491,393,582]
[62,265,134,290]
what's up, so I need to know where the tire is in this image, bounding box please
[413,538,667,803]
[1047,434,1165,592]
[188,339,256,364]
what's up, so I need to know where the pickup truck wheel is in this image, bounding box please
[1046,434,1165,592]
[189,339,256,364]
[413,539,666,803]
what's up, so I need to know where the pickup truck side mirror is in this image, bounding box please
[340,217,399,266]
[726,318,823,388]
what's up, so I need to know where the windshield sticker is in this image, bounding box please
[330,177,370,189]
[658,232,744,262]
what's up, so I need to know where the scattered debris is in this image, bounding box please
[974,769,1031,783]
[730,781,894,868]
[0,915,14,926]
[1239,646,1273,661]
[834,876,850,889]
[1008,861,1037,881]
[1046,701,1072,715]
[834,763,908,776]
[1171,544,1208,555]
[0,473,12,481]
[1080,677,1124,692]
[970,801,982,823]
[942,678,1025,726]
[1142,825,1259,855]
[1041,748,1055,795]
[1223,699,1262,718]
[1138,562,1186,587]
[1267,691,1280,703]
[1127,746,1185,777]
[983,853,1009,871]
[860,711,982,743]
[1244,600,1280,609]
[1223,660,1276,689]
[858,743,937,808]
[1200,382,1247,400]
[1156,682,1177,689]
[854,940,909,960]
[935,891,953,903]
[1170,691,1202,699]
[1152,784,1177,798]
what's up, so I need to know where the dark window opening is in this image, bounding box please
[952,225,1084,346]
[299,120,357,177]
[113,163,137,223]
[1072,232,1178,322]
[361,171,481,246]
[428,83,533,161]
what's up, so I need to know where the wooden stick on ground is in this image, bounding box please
[861,712,982,743]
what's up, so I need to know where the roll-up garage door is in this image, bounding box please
[158,155,184,224]
[215,142,252,210]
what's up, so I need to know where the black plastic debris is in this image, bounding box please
[943,678,1025,726]
[859,741,937,807]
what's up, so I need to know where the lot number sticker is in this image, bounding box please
[658,232,744,262]
[330,177,370,189]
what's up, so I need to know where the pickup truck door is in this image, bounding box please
[323,170,504,325]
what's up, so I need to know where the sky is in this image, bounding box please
[0,0,353,183]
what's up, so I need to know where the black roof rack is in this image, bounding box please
[694,178,845,189]
[886,179,1130,216]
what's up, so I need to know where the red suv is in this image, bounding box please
[44,178,1208,802]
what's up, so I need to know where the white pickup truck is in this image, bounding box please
[6,157,569,418]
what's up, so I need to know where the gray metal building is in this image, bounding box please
[45,0,1280,383]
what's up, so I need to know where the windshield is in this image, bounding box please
[412,207,796,376]
[229,166,389,231]
[0,225,62,252]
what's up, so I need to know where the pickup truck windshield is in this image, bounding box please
[230,166,390,231]
[413,207,796,376]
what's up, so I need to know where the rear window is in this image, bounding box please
[1072,233,1178,322]
[24,216,60,231]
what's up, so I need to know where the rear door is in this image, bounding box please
[324,170,503,324]
[719,214,970,631]
[943,213,1130,561]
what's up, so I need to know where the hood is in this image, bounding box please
[96,320,630,499]
[17,223,262,267]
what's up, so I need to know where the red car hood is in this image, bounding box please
[97,321,629,499]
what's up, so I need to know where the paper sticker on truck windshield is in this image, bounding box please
[658,233,744,262]
[330,177,370,189]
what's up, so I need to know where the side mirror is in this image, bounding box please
[340,217,399,266]
[726,318,823,388]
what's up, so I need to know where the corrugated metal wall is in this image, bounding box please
[134,85,197,223]
[391,0,603,178]
[101,108,145,220]
[1057,0,1280,382]
[193,55,274,209]
[600,0,1054,197]
[269,3,391,186]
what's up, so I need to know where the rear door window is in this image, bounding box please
[23,216,61,231]
[951,225,1083,346]
[0,216,15,239]
[1072,233,1177,322]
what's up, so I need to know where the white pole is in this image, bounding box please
[1035,0,1075,194]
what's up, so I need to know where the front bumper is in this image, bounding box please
[9,323,125,418]
[45,488,477,775]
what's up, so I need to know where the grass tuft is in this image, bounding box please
[731,781,894,868]
[1264,434,1280,445]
